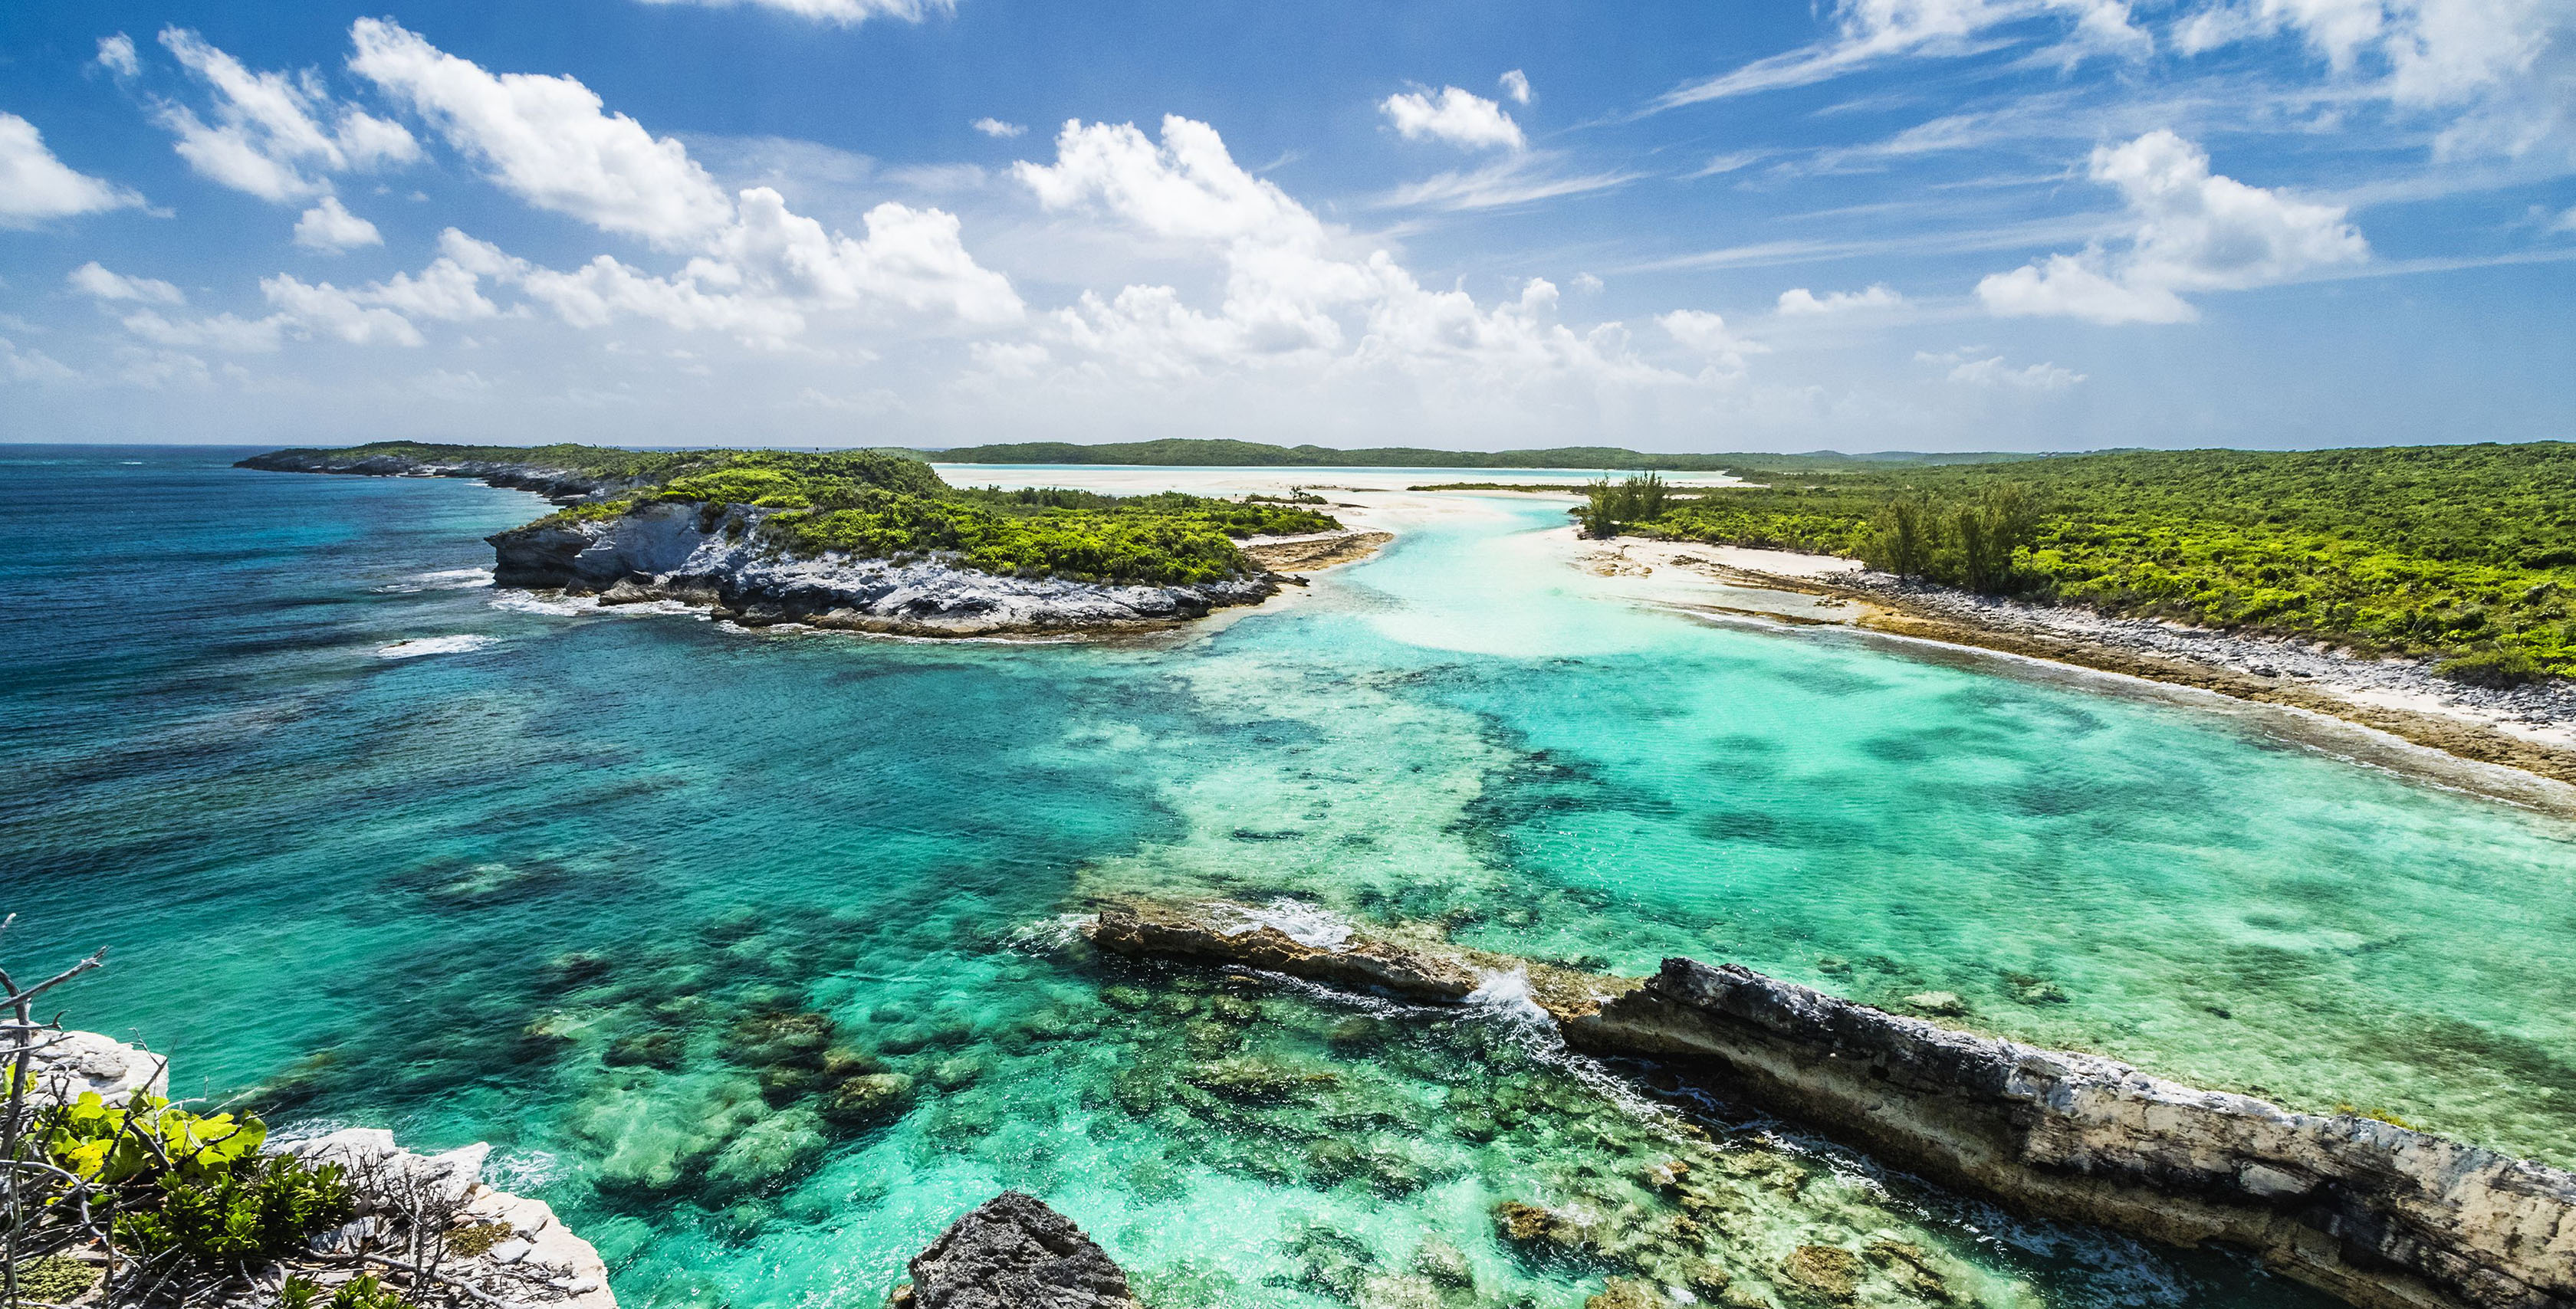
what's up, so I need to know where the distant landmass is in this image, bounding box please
[918,438,2053,472]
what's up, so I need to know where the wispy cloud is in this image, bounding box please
[1376,153,1640,211]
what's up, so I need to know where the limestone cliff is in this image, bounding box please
[488,501,1278,636]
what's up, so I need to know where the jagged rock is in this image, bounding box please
[893,1192,1136,1309]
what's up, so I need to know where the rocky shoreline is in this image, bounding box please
[1088,901,2576,1309]
[25,1033,619,1309]
[239,451,1386,638]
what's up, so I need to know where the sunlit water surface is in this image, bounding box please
[8,448,2574,1309]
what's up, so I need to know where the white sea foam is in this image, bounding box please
[1210,897,1354,948]
[376,635,498,658]
[1465,969,1551,1024]
[488,591,593,616]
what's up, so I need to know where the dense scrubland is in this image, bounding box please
[284,443,1340,586]
[1589,443,2576,683]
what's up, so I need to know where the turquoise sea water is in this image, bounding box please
[8,446,2575,1309]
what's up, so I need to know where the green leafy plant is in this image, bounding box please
[38,1090,267,1186]
[114,1155,353,1267]
[278,1271,412,1309]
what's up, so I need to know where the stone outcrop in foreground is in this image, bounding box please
[889,1192,1137,1309]
[1086,903,2576,1309]
[25,1033,618,1309]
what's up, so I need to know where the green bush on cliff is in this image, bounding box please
[307,441,1339,586]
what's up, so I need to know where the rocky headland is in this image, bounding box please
[239,447,1388,638]
[1088,901,2576,1309]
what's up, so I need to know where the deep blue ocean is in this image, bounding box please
[7,445,2574,1309]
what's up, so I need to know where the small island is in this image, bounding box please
[238,443,1375,637]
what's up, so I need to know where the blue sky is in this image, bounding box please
[2,0,2571,451]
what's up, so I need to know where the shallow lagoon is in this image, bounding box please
[6,448,2574,1309]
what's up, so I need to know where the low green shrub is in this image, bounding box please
[278,1272,412,1309]
[115,1155,353,1267]
[2436,646,2548,687]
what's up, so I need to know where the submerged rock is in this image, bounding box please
[1775,1246,1862,1304]
[892,1192,1136,1309]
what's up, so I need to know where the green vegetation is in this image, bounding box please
[1599,442,2576,681]
[925,437,2039,472]
[7,1082,352,1281]
[278,442,1340,586]
[115,1154,353,1267]
[278,1272,413,1309]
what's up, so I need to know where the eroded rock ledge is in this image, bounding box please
[1086,903,2576,1309]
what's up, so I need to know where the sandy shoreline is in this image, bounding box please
[1579,532,2576,794]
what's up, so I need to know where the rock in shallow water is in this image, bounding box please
[893,1192,1137,1309]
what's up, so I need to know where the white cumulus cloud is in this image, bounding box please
[1499,69,1533,104]
[630,0,954,25]
[69,262,186,304]
[1976,129,2367,323]
[97,34,140,77]
[348,18,734,247]
[1658,309,1769,373]
[1014,116,1671,389]
[1380,87,1526,150]
[338,20,1020,337]
[262,274,429,346]
[971,117,1026,138]
[294,195,383,251]
[0,113,146,227]
[151,27,418,203]
[1777,284,1905,314]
